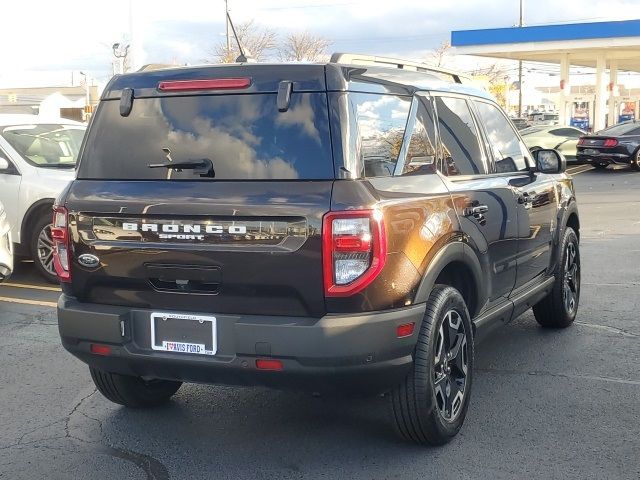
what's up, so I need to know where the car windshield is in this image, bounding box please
[597,122,639,136]
[0,124,86,168]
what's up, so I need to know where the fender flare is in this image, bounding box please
[20,198,55,247]
[414,241,487,317]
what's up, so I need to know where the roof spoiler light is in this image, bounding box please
[157,78,251,92]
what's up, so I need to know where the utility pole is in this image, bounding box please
[518,0,524,117]
[225,0,231,58]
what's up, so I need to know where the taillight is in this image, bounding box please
[52,205,71,282]
[322,210,387,297]
[577,137,585,146]
[603,138,618,147]
[157,78,251,92]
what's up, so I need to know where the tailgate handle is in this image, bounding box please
[145,264,222,293]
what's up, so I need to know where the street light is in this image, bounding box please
[79,71,90,120]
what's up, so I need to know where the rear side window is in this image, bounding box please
[399,95,438,176]
[434,96,485,176]
[348,92,411,178]
[474,101,530,173]
[78,93,334,180]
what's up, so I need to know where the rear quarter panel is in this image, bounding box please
[328,175,462,313]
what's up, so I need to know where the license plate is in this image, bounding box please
[583,148,599,155]
[150,312,217,355]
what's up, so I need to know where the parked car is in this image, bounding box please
[510,117,530,130]
[530,112,559,126]
[0,200,13,282]
[56,57,581,446]
[521,125,586,161]
[576,120,640,170]
[0,115,86,282]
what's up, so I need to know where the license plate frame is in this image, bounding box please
[150,312,217,356]
[583,148,599,155]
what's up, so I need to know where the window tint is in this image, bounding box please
[474,101,530,173]
[78,93,334,180]
[348,93,411,177]
[551,128,583,137]
[434,96,485,176]
[597,122,639,136]
[400,96,438,176]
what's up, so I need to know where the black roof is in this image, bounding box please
[101,62,491,101]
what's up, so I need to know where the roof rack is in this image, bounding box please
[329,53,469,84]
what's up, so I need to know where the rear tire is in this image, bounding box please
[533,227,580,328]
[389,285,474,446]
[632,149,640,171]
[30,212,58,284]
[90,367,182,408]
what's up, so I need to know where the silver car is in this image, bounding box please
[0,115,86,282]
[0,200,13,282]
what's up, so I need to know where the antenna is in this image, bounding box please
[226,11,255,63]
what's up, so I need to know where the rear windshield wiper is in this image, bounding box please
[148,158,215,178]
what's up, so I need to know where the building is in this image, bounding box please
[0,85,99,122]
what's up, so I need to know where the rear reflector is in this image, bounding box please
[158,78,251,92]
[255,359,283,371]
[90,344,112,356]
[396,322,415,338]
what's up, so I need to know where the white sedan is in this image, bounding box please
[520,126,586,161]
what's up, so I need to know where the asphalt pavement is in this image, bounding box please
[1,165,639,480]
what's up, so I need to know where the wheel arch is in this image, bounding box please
[414,242,486,319]
[21,198,55,251]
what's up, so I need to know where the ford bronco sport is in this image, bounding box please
[56,55,581,445]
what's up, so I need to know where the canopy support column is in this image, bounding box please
[608,60,618,127]
[559,53,570,126]
[594,54,607,132]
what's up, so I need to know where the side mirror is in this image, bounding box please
[532,149,566,174]
[0,157,9,171]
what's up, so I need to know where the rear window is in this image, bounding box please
[78,93,334,180]
[597,122,640,136]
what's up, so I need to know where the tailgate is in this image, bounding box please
[65,180,332,317]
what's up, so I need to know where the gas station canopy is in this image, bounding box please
[451,19,640,130]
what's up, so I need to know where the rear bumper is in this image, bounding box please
[58,295,425,393]
[577,151,632,165]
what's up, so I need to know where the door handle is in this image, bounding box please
[463,205,489,217]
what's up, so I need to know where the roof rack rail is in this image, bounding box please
[329,52,469,84]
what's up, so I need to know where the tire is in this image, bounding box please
[390,285,474,446]
[593,162,608,170]
[90,367,182,408]
[533,226,580,328]
[30,212,58,283]
[632,149,640,171]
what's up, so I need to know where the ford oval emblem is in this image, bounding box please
[78,254,100,269]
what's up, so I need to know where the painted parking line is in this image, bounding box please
[0,296,57,308]
[0,282,61,292]
[567,165,593,176]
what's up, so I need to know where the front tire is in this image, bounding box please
[390,285,474,445]
[30,212,58,283]
[533,226,580,328]
[632,149,640,171]
[90,367,182,408]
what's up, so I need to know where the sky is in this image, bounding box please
[2,0,640,88]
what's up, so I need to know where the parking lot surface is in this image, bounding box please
[1,166,639,480]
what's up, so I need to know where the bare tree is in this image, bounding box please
[470,63,510,108]
[213,20,278,63]
[278,32,331,62]
[429,41,451,67]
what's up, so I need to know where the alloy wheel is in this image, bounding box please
[433,310,469,422]
[563,241,580,315]
[37,223,56,276]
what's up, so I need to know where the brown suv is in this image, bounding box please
[56,55,581,445]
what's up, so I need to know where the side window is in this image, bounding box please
[434,96,486,176]
[474,101,530,173]
[399,96,438,176]
[349,93,411,178]
[552,128,582,138]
